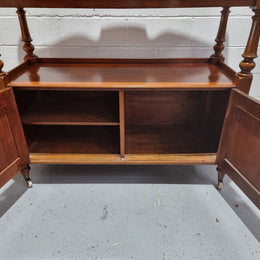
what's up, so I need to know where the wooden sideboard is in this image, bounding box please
[0,0,259,208]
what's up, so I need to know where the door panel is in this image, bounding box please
[217,89,260,208]
[0,88,29,188]
[0,105,19,168]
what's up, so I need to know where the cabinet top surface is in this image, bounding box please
[8,59,235,90]
[0,0,256,8]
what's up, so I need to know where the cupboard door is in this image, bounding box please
[0,88,29,188]
[217,89,260,208]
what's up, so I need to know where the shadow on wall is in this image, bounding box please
[17,25,229,60]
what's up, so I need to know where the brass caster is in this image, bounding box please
[26,179,33,188]
[217,181,223,190]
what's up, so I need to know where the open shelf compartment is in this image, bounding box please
[126,125,217,154]
[15,90,119,126]
[125,90,230,155]
[17,89,230,164]
[25,125,120,154]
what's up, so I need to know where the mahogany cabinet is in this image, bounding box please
[0,0,259,208]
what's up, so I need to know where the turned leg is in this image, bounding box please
[21,165,33,188]
[217,166,225,190]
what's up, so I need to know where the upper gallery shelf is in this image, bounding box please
[8,58,235,90]
[0,0,256,8]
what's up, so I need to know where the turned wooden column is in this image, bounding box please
[16,8,38,63]
[235,8,260,93]
[210,7,231,64]
[239,9,260,77]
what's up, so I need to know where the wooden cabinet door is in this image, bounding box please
[0,87,29,188]
[217,89,260,208]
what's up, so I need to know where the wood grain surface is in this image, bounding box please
[8,59,235,90]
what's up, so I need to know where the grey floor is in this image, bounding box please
[0,164,259,260]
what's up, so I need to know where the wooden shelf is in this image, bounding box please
[20,91,119,126]
[26,126,120,154]
[126,125,218,154]
[8,58,235,90]
[24,124,218,161]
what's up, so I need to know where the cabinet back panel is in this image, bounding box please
[125,90,230,154]
[125,125,217,154]
[126,91,202,126]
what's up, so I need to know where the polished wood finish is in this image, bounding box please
[0,0,256,8]
[210,7,231,64]
[126,91,205,126]
[0,0,259,210]
[236,7,260,93]
[17,89,227,160]
[16,8,38,63]
[26,126,120,154]
[119,91,126,158]
[29,153,216,165]
[124,90,228,154]
[217,89,260,208]
[17,91,119,126]
[222,160,260,208]
[238,9,260,77]
[4,61,29,85]
[126,125,217,154]
[8,59,235,90]
[218,61,237,79]
[0,88,29,188]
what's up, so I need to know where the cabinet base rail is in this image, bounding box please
[29,153,216,165]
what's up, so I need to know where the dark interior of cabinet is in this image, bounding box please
[14,90,120,154]
[14,89,230,155]
[23,125,120,154]
[14,90,119,125]
[125,90,230,154]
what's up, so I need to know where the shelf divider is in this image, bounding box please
[119,91,125,158]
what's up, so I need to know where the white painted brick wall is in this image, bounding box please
[0,7,259,99]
